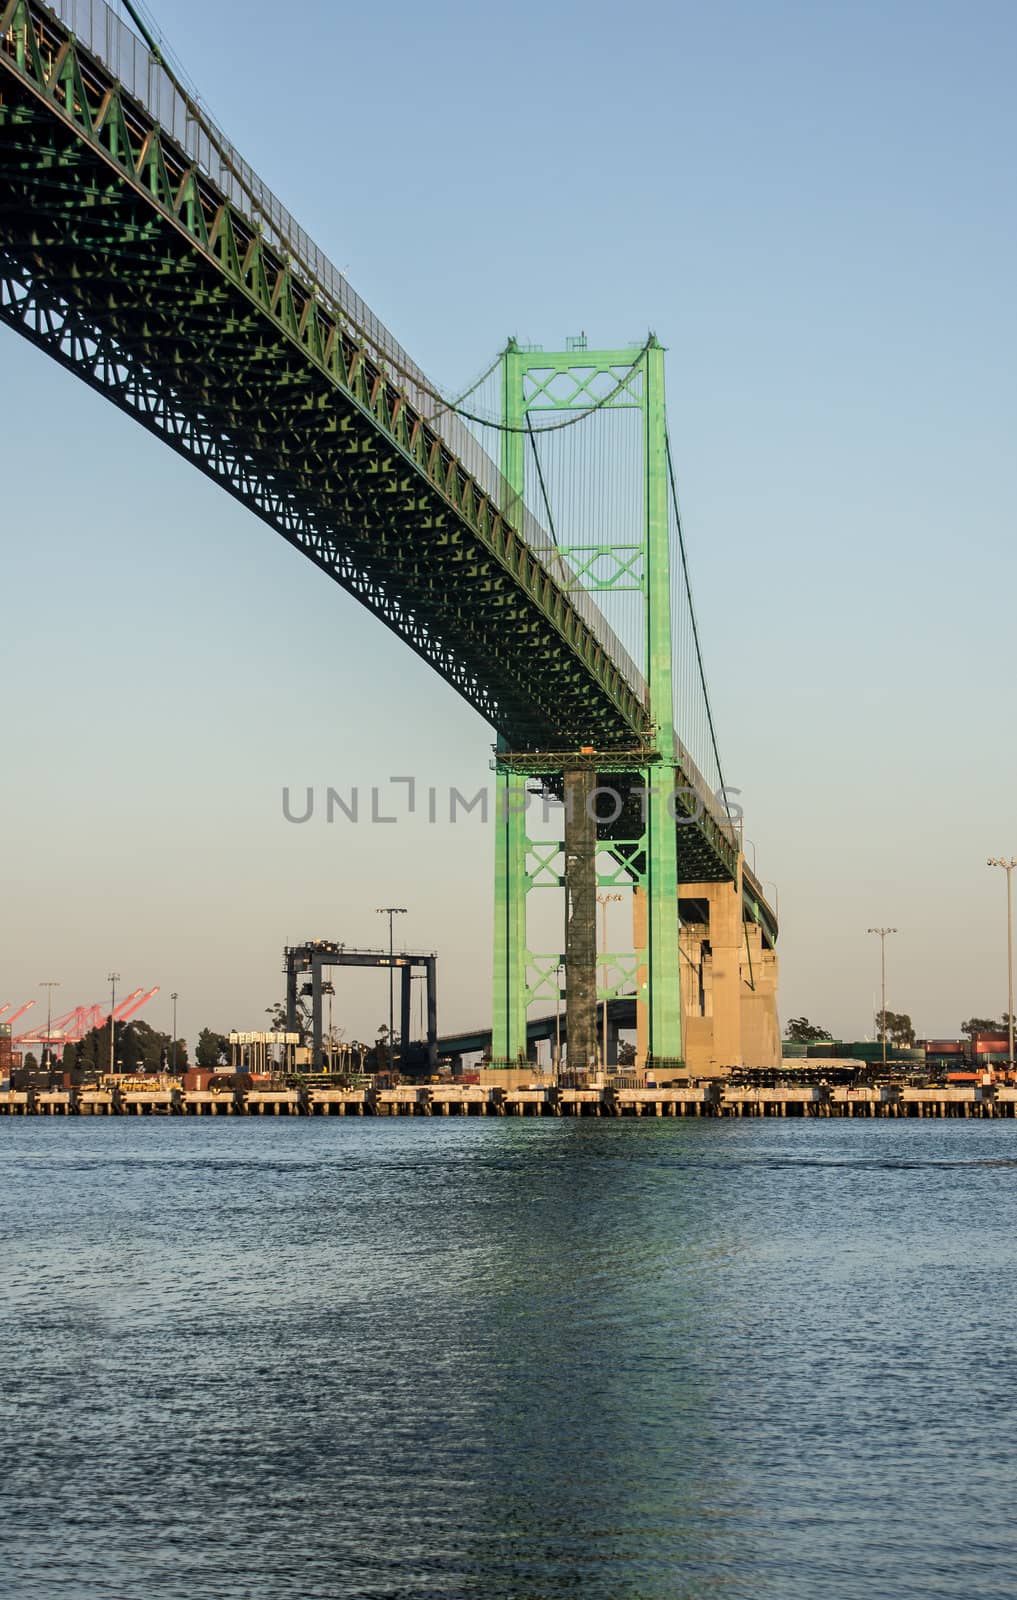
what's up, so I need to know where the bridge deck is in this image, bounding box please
[0,0,776,935]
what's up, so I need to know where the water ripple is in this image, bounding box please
[2,1119,1016,1597]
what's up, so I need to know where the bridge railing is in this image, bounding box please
[42,0,643,700]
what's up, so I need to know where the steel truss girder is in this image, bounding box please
[0,6,647,751]
[0,251,509,723]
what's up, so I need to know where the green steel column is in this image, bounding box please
[492,340,529,1062]
[500,338,525,535]
[644,338,683,1062]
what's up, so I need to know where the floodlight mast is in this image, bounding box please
[867,929,897,1069]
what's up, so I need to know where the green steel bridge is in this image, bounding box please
[0,0,778,1068]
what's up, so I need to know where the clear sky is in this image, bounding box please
[2,0,1015,1049]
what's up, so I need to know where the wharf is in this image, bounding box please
[2,1082,1013,1119]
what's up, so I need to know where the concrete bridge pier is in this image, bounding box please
[564,769,599,1073]
[637,866,780,1077]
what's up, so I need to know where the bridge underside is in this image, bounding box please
[0,53,643,752]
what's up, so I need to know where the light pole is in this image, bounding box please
[597,892,623,1070]
[867,929,897,1070]
[987,858,1017,1072]
[39,981,60,1071]
[376,908,407,1074]
[170,991,179,1077]
[107,972,120,1081]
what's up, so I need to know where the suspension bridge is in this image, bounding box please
[0,0,780,1073]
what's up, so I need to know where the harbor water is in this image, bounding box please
[2,1118,1016,1598]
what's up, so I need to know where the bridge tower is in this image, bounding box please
[492,337,683,1070]
[0,1,777,1077]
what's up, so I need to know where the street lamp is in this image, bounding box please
[597,892,623,1070]
[987,858,1017,1072]
[376,908,407,1073]
[170,992,179,1077]
[322,980,336,1070]
[39,980,60,1072]
[107,972,120,1081]
[867,930,897,1070]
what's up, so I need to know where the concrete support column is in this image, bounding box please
[564,769,598,1072]
[708,878,743,1070]
[682,875,743,1072]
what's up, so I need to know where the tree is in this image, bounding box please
[266,1001,289,1031]
[167,1032,190,1071]
[195,1028,230,1069]
[24,1051,38,1072]
[961,1017,999,1039]
[876,1010,915,1047]
[75,1023,105,1074]
[785,1017,832,1043]
[125,1019,175,1072]
[72,1018,178,1075]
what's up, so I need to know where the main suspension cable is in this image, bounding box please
[665,428,730,820]
[525,414,559,548]
[445,339,652,436]
[423,347,507,426]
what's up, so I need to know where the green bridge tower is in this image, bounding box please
[492,337,683,1071]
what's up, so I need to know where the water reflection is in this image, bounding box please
[1,1119,1016,1597]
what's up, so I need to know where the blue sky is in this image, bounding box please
[2,0,1015,1047]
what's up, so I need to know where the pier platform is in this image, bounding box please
[0,1083,1011,1119]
